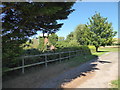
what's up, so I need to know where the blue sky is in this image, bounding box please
[55,2,118,38]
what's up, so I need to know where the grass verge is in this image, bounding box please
[92,47,118,56]
[110,78,120,90]
[66,47,118,68]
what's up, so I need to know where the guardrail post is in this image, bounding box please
[45,54,47,67]
[59,52,61,63]
[84,50,85,55]
[78,50,80,55]
[22,56,25,74]
[76,50,77,56]
[81,50,83,55]
[69,51,70,59]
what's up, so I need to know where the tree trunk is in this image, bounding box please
[95,46,99,52]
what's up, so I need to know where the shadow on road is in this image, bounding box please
[98,60,111,64]
[39,55,101,88]
[57,57,100,88]
[97,51,109,52]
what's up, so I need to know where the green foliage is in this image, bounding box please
[55,41,68,49]
[48,33,58,46]
[66,12,117,52]
[38,37,44,51]
[24,48,42,55]
[2,46,24,68]
[2,2,74,68]
[86,12,117,51]
[58,37,65,41]
[22,40,33,50]
[38,33,58,51]
[55,40,92,54]
[88,45,96,53]
[74,24,91,45]
[66,32,75,41]
[31,38,39,48]
[68,40,80,47]
[111,78,120,89]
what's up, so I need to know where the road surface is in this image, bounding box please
[62,52,118,88]
[3,51,118,88]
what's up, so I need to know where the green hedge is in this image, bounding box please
[3,40,95,72]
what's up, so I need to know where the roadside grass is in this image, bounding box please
[47,54,97,70]
[67,54,97,68]
[60,46,118,69]
[110,78,120,90]
[111,79,119,88]
[92,47,118,56]
[99,47,118,52]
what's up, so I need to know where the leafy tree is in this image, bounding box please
[38,33,58,51]
[31,38,39,49]
[58,37,65,41]
[66,32,75,41]
[48,33,58,46]
[38,36,45,51]
[2,2,75,67]
[74,24,91,45]
[68,39,80,47]
[86,13,117,52]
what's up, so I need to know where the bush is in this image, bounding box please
[3,37,93,72]
[88,45,96,53]
[23,48,42,55]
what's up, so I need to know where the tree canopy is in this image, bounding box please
[86,12,117,51]
[65,12,117,52]
[58,37,65,41]
[2,2,75,63]
[48,33,58,46]
[66,32,75,41]
[74,24,90,45]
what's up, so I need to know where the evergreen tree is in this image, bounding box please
[1,2,74,67]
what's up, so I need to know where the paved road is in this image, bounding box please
[3,51,118,88]
[40,52,118,88]
[75,52,118,88]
